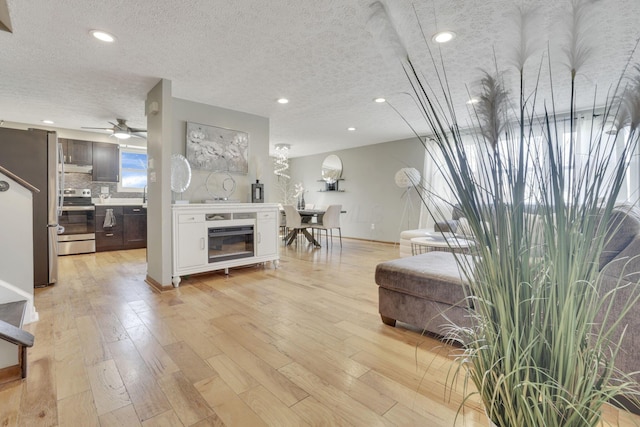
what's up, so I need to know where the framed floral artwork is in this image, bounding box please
[185,122,249,174]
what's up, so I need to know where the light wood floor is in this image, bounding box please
[1,239,638,426]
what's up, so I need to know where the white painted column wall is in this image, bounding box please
[0,172,34,368]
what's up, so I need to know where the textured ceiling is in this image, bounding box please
[1,0,639,157]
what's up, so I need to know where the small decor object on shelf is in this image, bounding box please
[205,171,237,201]
[251,180,264,203]
[294,183,305,209]
[319,178,344,191]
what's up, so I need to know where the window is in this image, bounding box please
[118,147,147,192]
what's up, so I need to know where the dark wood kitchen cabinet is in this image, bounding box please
[95,205,146,252]
[123,206,147,249]
[95,206,124,251]
[60,138,93,165]
[92,142,120,182]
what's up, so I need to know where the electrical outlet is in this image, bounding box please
[371,223,375,230]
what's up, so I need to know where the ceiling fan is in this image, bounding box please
[82,118,147,140]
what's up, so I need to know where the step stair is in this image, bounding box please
[0,300,34,380]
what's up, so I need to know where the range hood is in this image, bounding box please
[64,164,92,174]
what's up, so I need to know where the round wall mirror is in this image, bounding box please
[321,154,342,183]
[171,154,192,202]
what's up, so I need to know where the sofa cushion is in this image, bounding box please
[400,229,437,240]
[599,205,640,269]
[600,234,640,283]
[375,252,470,307]
[434,220,458,233]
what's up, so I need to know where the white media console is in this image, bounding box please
[171,203,280,287]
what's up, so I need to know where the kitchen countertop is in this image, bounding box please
[93,198,145,206]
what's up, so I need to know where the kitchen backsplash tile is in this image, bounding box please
[64,172,142,198]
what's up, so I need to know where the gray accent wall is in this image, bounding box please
[171,98,271,203]
[288,137,425,243]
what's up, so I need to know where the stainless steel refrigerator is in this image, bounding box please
[0,127,62,287]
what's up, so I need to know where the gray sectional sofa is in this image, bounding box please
[376,251,471,334]
[376,204,640,412]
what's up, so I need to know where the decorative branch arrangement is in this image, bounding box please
[368,1,640,425]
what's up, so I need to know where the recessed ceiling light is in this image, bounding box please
[432,31,456,43]
[374,97,386,103]
[90,30,115,43]
[42,120,54,124]
[347,127,356,131]
[277,98,289,104]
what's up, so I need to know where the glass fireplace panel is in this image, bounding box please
[208,225,254,263]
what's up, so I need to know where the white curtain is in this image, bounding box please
[418,114,640,228]
[418,138,468,229]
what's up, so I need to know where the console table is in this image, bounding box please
[172,203,280,287]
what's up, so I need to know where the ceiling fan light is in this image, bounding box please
[113,131,131,139]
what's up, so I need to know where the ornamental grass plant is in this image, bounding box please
[368,1,640,425]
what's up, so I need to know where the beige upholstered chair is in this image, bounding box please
[279,209,287,241]
[282,204,307,245]
[312,204,342,247]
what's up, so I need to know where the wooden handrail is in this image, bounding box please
[0,301,34,380]
[0,319,34,347]
[0,165,40,193]
[0,301,34,347]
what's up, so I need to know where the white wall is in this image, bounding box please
[288,137,425,243]
[0,173,33,297]
[0,172,34,367]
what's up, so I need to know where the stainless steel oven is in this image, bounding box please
[58,188,96,255]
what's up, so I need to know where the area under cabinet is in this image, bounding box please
[172,203,279,287]
[96,205,147,251]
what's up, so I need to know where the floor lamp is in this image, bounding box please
[395,167,421,231]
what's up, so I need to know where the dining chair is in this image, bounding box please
[282,204,307,245]
[312,204,342,247]
[279,209,287,241]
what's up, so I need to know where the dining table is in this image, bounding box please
[284,209,324,246]
[283,208,345,247]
